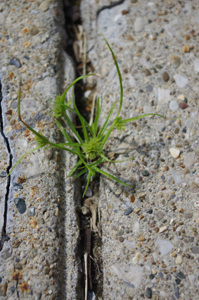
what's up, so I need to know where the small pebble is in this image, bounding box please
[117,229,124,236]
[179,102,188,109]
[134,17,145,32]
[39,1,49,12]
[162,71,170,82]
[14,198,26,214]
[124,207,134,216]
[169,148,180,158]
[28,207,35,217]
[191,246,199,254]
[134,208,140,213]
[174,286,180,297]
[174,74,188,88]
[169,100,179,111]
[171,170,182,184]
[176,271,185,279]
[176,255,182,265]
[130,194,135,203]
[142,170,150,176]
[133,252,140,264]
[175,278,181,285]
[85,187,92,197]
[13,182,23,189]
[146,84,153,92]
[145,69,151,76]
[171,56,181,68]
[0,171,7,177]
[159,226,167,233]
[184,152,195,169]
[145,287,152,298]
[9,58,21,68]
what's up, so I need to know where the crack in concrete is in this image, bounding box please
[96,0,125,17]
[0,80,13,251]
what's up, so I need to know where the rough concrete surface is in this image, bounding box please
[1,0,199,299]
[81,0,199,299]
[0,1,81,299]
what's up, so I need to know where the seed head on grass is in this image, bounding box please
[35,132,49,147]
[82,137,102,160]
[114,117,126,131]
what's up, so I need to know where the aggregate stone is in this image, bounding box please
[13,182,23,189]
[145,84,153,92]
[156,239,173,256]
[173,74,188,88]
[39,1,49,12]
[9,58,21,68]
[124,207,134,215]
[156,88,170,103]
[142,170,150,176]
[176,271,185,279]
[171,169,182,184]
[156,211,165,221]
[145,287,152,298]
[162,71,170,82]
[28,207,35,217]
[169,100,179,112]
[191,246,199,254]
[174,286,180,298]
[13,198,26,214]
[0,172,7,177]
[134,17,145,33]
[184,152,195,169]
[179,102,189,109]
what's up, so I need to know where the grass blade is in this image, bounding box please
[72,87,89,142]
[82,171,92,197]
[92,96,102,138]
[55,119,73,144]
[67,159,83,178]
[123,113,165,123]
[103,36,123,118]
[98,101,118,140]
[8,146,42,176]
[62,73,98,99]
[99,152,134,164]
[95,166,132,187]
[74,168,88,179]
[63,111,83,144]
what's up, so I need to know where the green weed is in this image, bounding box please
[9,37,165,196]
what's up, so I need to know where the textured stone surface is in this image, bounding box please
[0,1,79,299]
[81,0,199,298]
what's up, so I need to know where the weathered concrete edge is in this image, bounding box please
[0,1,80,299]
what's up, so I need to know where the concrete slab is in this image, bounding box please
[0,1,81,299]
[81,0,199,299]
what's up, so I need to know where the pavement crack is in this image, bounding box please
[0,80,13,251]
[96,0,125,17]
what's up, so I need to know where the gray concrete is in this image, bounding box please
[81,0,199,299]
[0,1,80,299]
[1,0,199,299]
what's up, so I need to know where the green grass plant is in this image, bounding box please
[9,37,165,196]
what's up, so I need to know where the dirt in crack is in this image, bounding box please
[63,1,103,298]
[0,81,13,251]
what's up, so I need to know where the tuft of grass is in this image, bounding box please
[9,37,165,197]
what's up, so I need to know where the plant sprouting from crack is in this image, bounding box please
[9,37,165,196]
